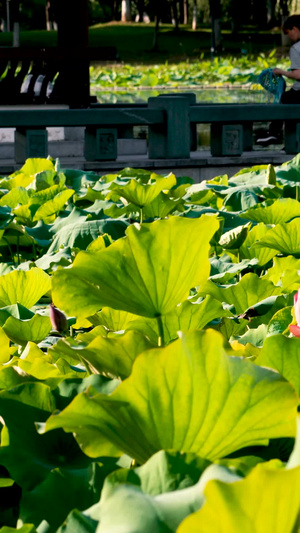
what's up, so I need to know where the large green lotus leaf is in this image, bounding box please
[35,247,72,271]
[0,187,30,208]
[90,308,160,344]
[0,268,51,308]
[74,185,105,203]
[275,153,300,185]
[218,224,250,250]
[233,293,288,323]
[63,168,99,191]
[229,164,277,187]
[0,526,37,533]
[143,192,184,219]
[19,462,118,532]
[0,382,92,490]
[110,173,176,208]
[0,327,12,363]
[49,330,154,380]
[90,296,231,345]
[12,203,32,224]
[18,157,55,178]
[199,273,281,315]
[35,169,66,191]
[241,198,300,224]
[32,189,74,222]
[45,330,297,463]
[0,158,54,191]
[161,297,232,344]
[48,219,128,253]
[266,306,293,337]
[56,510,97,533]
[17,341,83,381]
[233,323,268,348]
[0,303,34,326]
[85,294,230,351]
[264,255,300,289]
[0,207,13,230]
[186,188,216,206]
[30,183,64,202]
[228,165,268,185]
[3,314,52,346]
[178,461,300,533]
[239,223,278,266]
[50,206,88,234]
[217,316,248,341]
[0,366,30,390]
[52,216,219,319]
[255,217,300,255]
[209,256,258,283]
[92,463,240,533]
[184,206,244,232]
[0,173,34,190]
[21,452,207,533]
[223,189,259,212]
[105,450,210,496]
[256,335,300,396]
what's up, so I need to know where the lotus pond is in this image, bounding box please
[90,53,290,104]
[2,156,300,531]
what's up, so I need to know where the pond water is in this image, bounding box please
[92,87,274,105]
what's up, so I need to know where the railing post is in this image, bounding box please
[285,121,300,154]
[14,127,48,163]
[210,124,244,156]
[148,96,191,159]
[84,127,118,161]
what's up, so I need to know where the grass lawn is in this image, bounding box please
[0,22,284,64]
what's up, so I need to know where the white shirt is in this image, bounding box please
[290,40,300,89]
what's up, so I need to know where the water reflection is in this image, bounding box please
[92,87,274,105]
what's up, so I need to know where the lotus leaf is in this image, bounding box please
[52,215,219,319]
[45,330,297,463]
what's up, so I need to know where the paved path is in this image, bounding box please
[0,146,293,182]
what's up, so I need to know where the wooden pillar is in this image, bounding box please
[56,0,90,108]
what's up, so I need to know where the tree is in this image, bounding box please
[121,0,131,20]
[209,0,222,53]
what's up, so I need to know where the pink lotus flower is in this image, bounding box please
[289,289,300,337]
[49,302,68,335]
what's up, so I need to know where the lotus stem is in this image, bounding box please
[16,233,20,266]
[2,237,15,266]
[156,315,165,347]
[32,242,37,261]
[140,208,143,224]
[297,186,299,202]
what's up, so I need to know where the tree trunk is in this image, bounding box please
[137,0,144,22]
[171,0,179,30]
[152,12,160,50]
[209,0,222,54]
[121,0,131,22]
[192,0,197,30]
[280,0,291,46]
[183,0,188,25]
[267,0,277,25]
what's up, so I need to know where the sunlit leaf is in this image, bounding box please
[52,216,219,319]
[45,330,297,463]
[178,461,300,533]
[0,268,51,308]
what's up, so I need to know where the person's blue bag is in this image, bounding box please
[258,68,286,102]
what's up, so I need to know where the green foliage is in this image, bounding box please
[0,156,300,531]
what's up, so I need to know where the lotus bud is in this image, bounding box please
[289,289,300,338]
[49,303,68,334]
